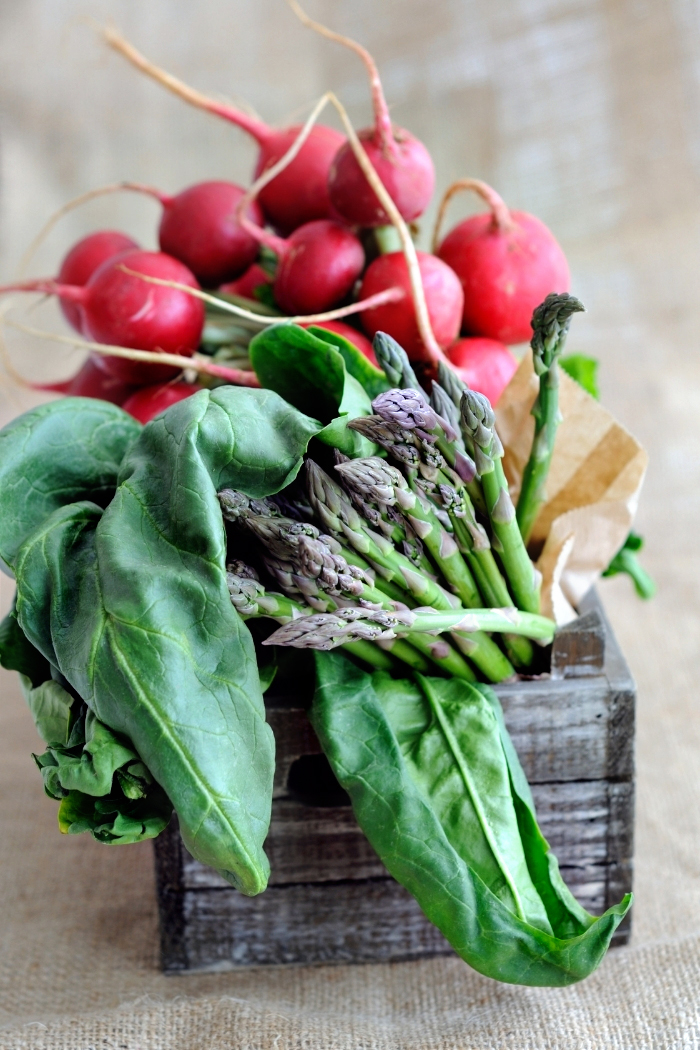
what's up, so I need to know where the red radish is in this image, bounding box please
[301,320,377,364]
[57,231,140,332]
[150,181,264,287]
[447,337,518,406]
[434,179,570,344]
[358,251,463,360]
[105,29,345,235]
[122,381,201,423]
[287,5,434,227]
[66,355,140,404]
[0,250,204,384]
[239,216,365,316]
[219,264,272,301]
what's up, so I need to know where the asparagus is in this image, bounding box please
[516,293,585,545]
[373,331,422,390]
[437,482,535,669]
[225,563,424,674]
[305,460,457,610]
[461,390,541,615]
[264,605,556,650]
[334,457,515,682]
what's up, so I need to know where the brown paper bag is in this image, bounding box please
[495,354,648,625]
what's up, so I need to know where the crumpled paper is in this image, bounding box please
[495,353,648,625]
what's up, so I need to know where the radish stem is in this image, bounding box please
[2,318,261,387]
[119,265,404,324]
[286,0,395,154]
[432,178,514,251]
[103,27,270,143]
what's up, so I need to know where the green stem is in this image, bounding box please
[481,461,541,615]
[407,633,477,682]
[516,363,560,545]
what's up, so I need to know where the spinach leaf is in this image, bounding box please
[0,397,140,574]
[14,388,321,894]
[560,354,600,399]
[311,652,631,986]
[56,787,172,844]
[0,605,50,686]
[249,323,377,456]
[305,325,390,400]
[20,675,76,746]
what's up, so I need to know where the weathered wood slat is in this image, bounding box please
[179,779,634,889]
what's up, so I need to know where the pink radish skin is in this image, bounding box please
[66,355,140,404]
[219,264,272,300]
[253,125,346,235]
[240,217,365,316]
[57,231,140,333]
[156,181,264,286]
[447,337,518,406]
[359,251,463,361]
[0,250,205,385]
[329,128,435,228]
[300,320,377,365]
[122,381,201,423]
[435,183,570,344]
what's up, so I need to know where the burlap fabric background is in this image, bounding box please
[1,1,700,1046]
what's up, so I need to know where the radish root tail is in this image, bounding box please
[431,178,514,251]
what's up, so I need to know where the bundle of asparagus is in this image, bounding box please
[217,304,582,681]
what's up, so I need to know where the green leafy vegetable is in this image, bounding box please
[10,388,321,894]
[603,530,656,599]
[249,323,378,456]
[0,397,140,574]
[306,324,389,399]
[56,788,172,844]
[21,675,76,746]
[560,354,600,399]
[0,605,50,686]
[311,651,631,986]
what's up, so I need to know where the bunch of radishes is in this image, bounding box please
[1,7,570,424]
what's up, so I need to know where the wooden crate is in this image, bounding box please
[153,590,635,973]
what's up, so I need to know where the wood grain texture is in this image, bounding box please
[153,590,636,971]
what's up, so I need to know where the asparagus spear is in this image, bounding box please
[335,457,515,682]
[263,605,556,650]
[516,292,585,545]
[225,562,425,675]
[305,460,457,610]
[372,331,422,390]
[461,390,541,615]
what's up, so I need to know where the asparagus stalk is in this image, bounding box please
[225,562,424,674]
[263,605,556,650]
[305,460,457,610]
[461,390,542,615]
[334,457,515,682]
[516,293,585,545]
[372,331,422,390]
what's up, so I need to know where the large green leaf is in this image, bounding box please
[311,651,631,986]
[0,397,140,574]
[13,388,321,894]
[249,323,377,456]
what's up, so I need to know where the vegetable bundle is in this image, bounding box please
[0,4,642,987]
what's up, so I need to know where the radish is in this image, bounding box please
[288,3,434,228]
[153,181,264,287]
[358,251,463,361]
[239,217,365,316]
[65,355,140,404]
[105,29,344,235]
[0,250,204,384]
[434,179,570,344]
[219,263,272,301]
[288,6,433,228]
[447,337,519,406]
[122,381,201,423]
[300,320,377,364]
[57,230,140,333]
